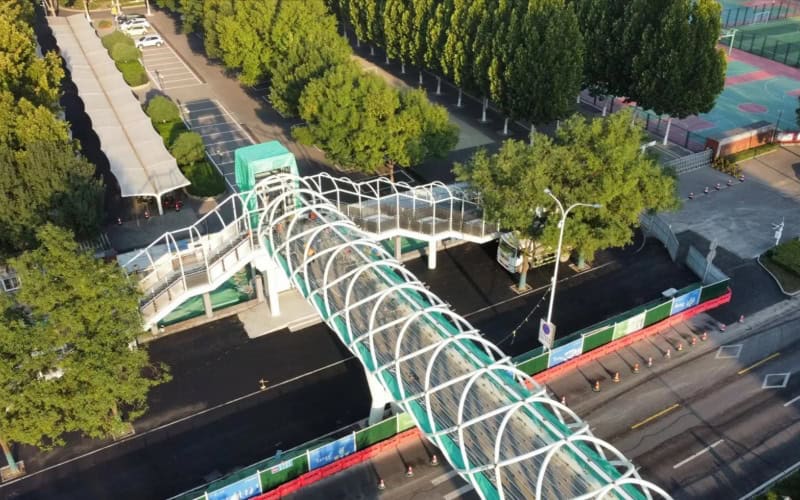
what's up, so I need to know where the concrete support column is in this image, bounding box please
[155,195,164,215]
[427,240,437,270]
[202,292,213,318]
[255,274,265,303]
[366,372,391,425]
[265,267,281,316]
[394,237,402,261]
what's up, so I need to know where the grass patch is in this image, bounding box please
[115,60,149,87]
[101,31,134,51]
[761,252,800,294]
[182,160,226,197]
[154,120,188,146]
[727,142,779,163]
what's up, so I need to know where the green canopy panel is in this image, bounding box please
[234,141,298,192]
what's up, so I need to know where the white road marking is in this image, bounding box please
[672,439,724,469]
[181,104,218,113]
[204,138,249,147]
[444,484,474,500]
[162,83,205,90]
[715,344,743,359]
[431,470,459,486]
[763,373,791,389]
[784,394,800,407]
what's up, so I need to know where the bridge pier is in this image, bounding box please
[394,237,402,261]
[366,372,392,425]
[265,266,281,316]
[427,240,437,270]
[202,293,213,318]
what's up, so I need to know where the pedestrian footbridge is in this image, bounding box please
[122,173,669,499]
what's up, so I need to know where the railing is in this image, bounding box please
[664,149,713,175]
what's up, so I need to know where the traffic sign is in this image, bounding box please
[538,319,555,350]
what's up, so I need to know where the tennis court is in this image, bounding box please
[721,0,800,27]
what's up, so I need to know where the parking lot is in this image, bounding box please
[181,98,255,190]
[139,33,204,91]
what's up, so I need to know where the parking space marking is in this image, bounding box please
[762,373,790,389]
[444,484,474,500]
[431,470,459,486]
[205,138,249,147]
[191,122,238,132]
[785,394,800,407]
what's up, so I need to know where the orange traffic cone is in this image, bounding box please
[676,342,684,352]
[593,380,601,392]
[665,348,671,359]
[690,336,697,346]
[560,396,566,405]
[378,478,386,490]
[430,454,439,466]
[633,362,640,373]
[739,314,745,323]
[613,371,621,383]
[647,356,653,367]
[720,323,726,332]
[406,466,414,477]
[688,192,694,200]
[701,331,708,341]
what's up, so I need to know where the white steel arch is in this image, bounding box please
[249,173,670,500]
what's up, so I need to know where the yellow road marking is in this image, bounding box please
[630,403,681,430]
[737,352,781,375]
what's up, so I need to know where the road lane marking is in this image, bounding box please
[444,484,474,500]
[630,403,681,430]
[672,439,724,469]
[431,470,459,486]
[738,352,781,375]
[785,394,800,407]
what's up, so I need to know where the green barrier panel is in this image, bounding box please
[700,279,730,302]
[582,327,613,352]
[397,411,416,432]
[517,351,549,375]
[356,416,397,450]
[644,301,672,326]
[259,453,309,492]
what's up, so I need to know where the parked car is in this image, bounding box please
[122,24,149,37]
[116,13,144,24]
[120,17,150,30]
[135,35,164,49]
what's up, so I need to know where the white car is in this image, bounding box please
[121,17,150,30]
[135,35,164,49]
[122,24,149,37]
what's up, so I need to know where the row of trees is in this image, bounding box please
[324,0,726,128]
[153,0,458,177]
[455,110,679,288]
[0,3,104,256]
[0,3,164,475]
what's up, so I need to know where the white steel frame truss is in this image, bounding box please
[245,174,671,500]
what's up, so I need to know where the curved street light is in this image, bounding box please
[543,188,601,332]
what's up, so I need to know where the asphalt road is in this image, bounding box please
[546,304,800,499]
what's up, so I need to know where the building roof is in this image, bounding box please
[47,15,189,199]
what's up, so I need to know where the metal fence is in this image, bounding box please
[664,149,713,175]
[723,31,800,68]
[722,2,800,28]
[640,213,680,261]
[686,245,729,284]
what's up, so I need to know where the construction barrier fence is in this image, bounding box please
[514,279,731,376]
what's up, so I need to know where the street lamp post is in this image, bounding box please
[145,0,152,16]
[543,188,601,325]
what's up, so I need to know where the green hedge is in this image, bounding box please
[155,120,188,146]
[183,159,226,197]
[770,239,800,275]
[101,30,133,50]
[116,61,148,86]
[110,43,141,63]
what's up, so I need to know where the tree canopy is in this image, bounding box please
[455,110,678,285]
[0,225,168,469]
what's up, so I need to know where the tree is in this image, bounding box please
[349,0,384,49]
[146,95,180,124]
[0,14,64,109]
[0,92,70,151]
[0,224,168,454]
[455,110,678,287]
[295,63,457,178]
[629,0,726,119]
[573,0,632,99]
[215,0,278,85]
[267,0,350,116]
[442,0,485,96]
[383,0,415,74]
[170,131,206,166]
[202,0,235,60]
[178,0,204,33]
[0,140,103,255]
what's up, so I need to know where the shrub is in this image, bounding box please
[116,61,148,87]
[97,19,112,30]
[146,95,181,124]
[101,31,133,51]
[770,238,800,275]
[155,120,188,146]
[110,43,140,63]
[712,155,742,177]
[170,131,206,166]
[183,160,226,197]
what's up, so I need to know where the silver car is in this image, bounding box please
[135,35,164,49]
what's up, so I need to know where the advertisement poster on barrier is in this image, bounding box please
[270,458,294,475]
[547,338,583,368]
[670,288,701,316]
[308,433,356,471]
[207,473,261,500]
[612,312,646,340]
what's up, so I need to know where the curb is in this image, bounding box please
[757,254,800,296]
